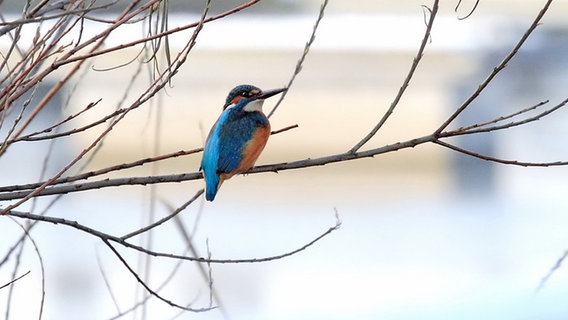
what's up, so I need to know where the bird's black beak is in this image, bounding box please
[255,87,287,100]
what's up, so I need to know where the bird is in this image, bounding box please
[200,84,287,201]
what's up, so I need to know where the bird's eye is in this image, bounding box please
[241,91,250,97]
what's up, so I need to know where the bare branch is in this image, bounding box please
[172,205,230,318]
[454,0,481,20]
[102,239,215,313]
[120,189,204,240]
[445,100,551,135]
[434,140,568,167]
[0,270,30,290]
[271,124,299,135]
[350,0,439,153]
[434,0,554,135]
[267,0,329,119]
[105,245,198,320]
[535,249,568,294]
[4,217,46,319]
[95,250,122,314]
[0,134,438,201]
[0,148,202,193]
[0,124,295,194]
[6,209,342,264]
[442,97,568,136]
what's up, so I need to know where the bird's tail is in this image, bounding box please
[205,173,221,201]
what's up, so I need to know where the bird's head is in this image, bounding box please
[223,84,287,111]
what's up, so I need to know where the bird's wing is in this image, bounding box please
[217,113,266,174]
[216,115,255,173]
[200,123,218,171]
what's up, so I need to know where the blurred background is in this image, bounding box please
[2,0,568,319]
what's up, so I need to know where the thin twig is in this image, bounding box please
[267,0,329,119]
[102,239,214,313]
[0,148,202,193]
[106,246,196,320]
[96,249,122,314]
[271,124,299,135]
[454,0,480,20]
[0,270,30,290]
[121,189,203,240]
[6,217,46,320]
[434,0,554,135]
[535,249,568,294]
[11,99,101,141]
[442,97,568,137]
[172,207,230,319]
[350,0,439,153]
[445,100,550,135]
[206,239,214,308]
[434,140,568,167]
[7,209,342,264]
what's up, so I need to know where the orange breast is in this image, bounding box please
[235,123,271,174]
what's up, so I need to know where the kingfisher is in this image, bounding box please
[200,85,287,201]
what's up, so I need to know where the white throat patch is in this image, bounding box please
[243,99,265,112]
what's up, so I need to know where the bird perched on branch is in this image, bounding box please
[200,85,287,201]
